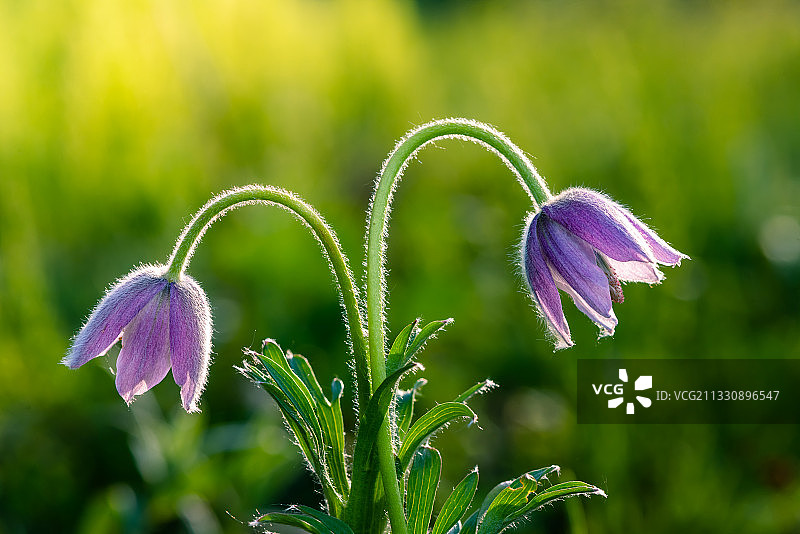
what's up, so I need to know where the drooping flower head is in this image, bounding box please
[522,188,688,349]
[63,264,212,412]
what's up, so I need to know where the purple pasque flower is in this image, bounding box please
[63,264,212,412]
[522,187,688,349]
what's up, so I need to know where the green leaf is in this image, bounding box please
[253,349,324,458]
[404,318,454,365]
[453,379,497,403]
[253,358,324,501]
[252,506,356,534]
[236,359,266,383]
[240,345,346,515]
[261,338,292,373]
[474,480,509,531]
[460,511,478,534]
[396,378,427,440]
[386,318,452,375]
[288,351,328,404]
[252,511,326,534]
[331,377,344,402]
[475,465,560,526]
[351,362,422,472]
[244,370,346,519]
[473,466,603,534]
[525,465,562,483]
[295,506,356,534]
[406,446,442,534]
[328,377,348,491]
[431,467,479,534]
[398,402,477,472]
[237,360,323,475]
[288,353,350,500]
[477,475,537,534]
[386,319,420,373]
[518,481,606,517]
[256,378,321,468]
[344,362,423,533]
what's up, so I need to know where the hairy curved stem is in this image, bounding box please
[365,119,552,534]
[166,185,371,412]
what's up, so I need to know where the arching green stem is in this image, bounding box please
[165,185,371,412]
[365,119,552,534]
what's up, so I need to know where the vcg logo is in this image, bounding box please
[592,369,653,415]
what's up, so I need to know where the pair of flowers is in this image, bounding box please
[63,187,686,410]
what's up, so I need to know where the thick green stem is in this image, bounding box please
[165,185,371,413]
[365,119,552,534]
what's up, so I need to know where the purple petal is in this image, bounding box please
[169,275,212,413]
[542,188,654,264]
[537,217,617,335]
[523,214,573,349]
[549,267,618,337]
[64,266,168,368]
[115,288,172,404]
[619,208,689,266]
[603,256,665,284]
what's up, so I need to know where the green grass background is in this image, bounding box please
[1,0,799,532]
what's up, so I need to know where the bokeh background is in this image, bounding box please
[1,0,799,532]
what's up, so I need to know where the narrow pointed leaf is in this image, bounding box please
[526,465,561,482]
[288,352,328,404]
[396,378,427,440]
[351,362,422,471]
[288,353,350,499]
[399,402,477,472]
[295,506,356,534]
[328,377,348,494]
[261,338,292,372]
[254,353,324,454]
[460,511,479,534]
[406,446,442,534]
[454,379,497,403]
[477,474,538,534]
[249,376,341,514]
[344,362,422,533]
[518,481,606,517]
[476,464,559,525]
[476,466,561,532]
[476,480,511,529]
[252,512,326,534]
[240,351,344,514]
[403,319,454,366]
[236,360,269,383]
[237,361,322,472]
[472,466,600,534]
[258,380,320,467]
[331,377,344,402]
[431,467,479,534]
[386,319,420,373]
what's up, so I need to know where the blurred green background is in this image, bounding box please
[1,0,799,532]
